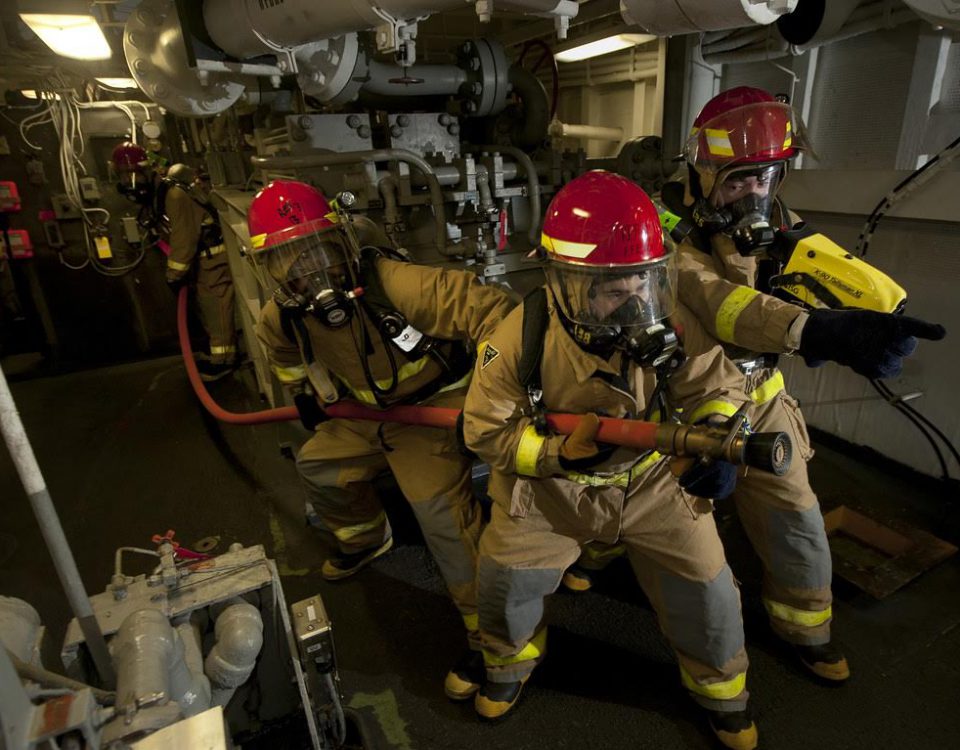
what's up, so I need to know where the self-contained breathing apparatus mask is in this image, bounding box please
[545,257,684,371]
[692,162,784,255]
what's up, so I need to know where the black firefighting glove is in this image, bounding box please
[799,309,946,379]
[293,392,329,431]
[677,459,738,500]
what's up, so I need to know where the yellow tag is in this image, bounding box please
[95,235,112,259]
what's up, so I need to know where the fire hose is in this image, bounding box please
[177,289,792,474]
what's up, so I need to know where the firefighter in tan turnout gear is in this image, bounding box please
[249,180,514,700]
[463,171,762,750]
[164,163,238,381]
[656,86,946,681]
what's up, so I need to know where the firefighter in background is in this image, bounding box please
[164,163,238,381]
[644,87,944,681]
[463,171,761,750]
[248,180,514,701]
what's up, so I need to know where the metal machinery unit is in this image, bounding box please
[1,539,345,750]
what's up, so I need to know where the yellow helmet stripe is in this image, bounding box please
[704,128,735,157]
[540,233,597,259]
[250,233,267,249]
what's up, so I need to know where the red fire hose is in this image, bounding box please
[176,288,790,473]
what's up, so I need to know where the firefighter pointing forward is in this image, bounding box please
[248,181,514,699]
[463,171,761,749]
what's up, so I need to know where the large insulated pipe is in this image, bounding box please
[549,120,625,142]
[363,61,468,98]
[203,0,468,59]
[251,149,447,254]
[204,602,264,707]
[0,364,116,688]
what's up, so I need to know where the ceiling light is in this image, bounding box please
[20,89,61,100]
[555,33,656,63]
[96,77,139,89]
[19,14,112,61]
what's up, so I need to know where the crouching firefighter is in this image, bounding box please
[248,180,514,700]
[163,163,238,381]
[657,86,946,682]
[463,171,761,750]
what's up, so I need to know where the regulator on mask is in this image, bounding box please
[706,163,783,255]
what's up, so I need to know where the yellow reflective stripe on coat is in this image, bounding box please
[437,369,472,395]
[332,511,387,542]
[167,258,191,272]
[207,243,226,256]
[462,613,479,632]
[680,665,747,701]
[210,345,236,355]
[715,287,760,343]
[749,371,785,405]
[688,400,739,425]
[764,599,832,628]
[516,425,546,476]
[482,627,547,667]
[342,357,433,405]
[273,364,307,384]
[565,450,662,488]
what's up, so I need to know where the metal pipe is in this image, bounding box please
[549,120,625,142]
[466,145,542,244]
[6,649,116,705]
[204,602,264,708]
[251,149,447,254]
[0,364,115,688]
[364,61,467,97]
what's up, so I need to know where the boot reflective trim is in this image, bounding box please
[516,425,546,476]
[749,371,785,405]
[716,287,760,343]
[482,627,547,667]
[273,364,307,384]
[332,511,387,542]
[680,665,747,701]
[688,400,740,426]
[565,451,662,488]
[764,599,832,628]
[462,613,479,631]
[582,544,626,564]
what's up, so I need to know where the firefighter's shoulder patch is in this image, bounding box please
[481,344,501,369]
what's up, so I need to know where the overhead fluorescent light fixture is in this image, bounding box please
[20,89,61,100]
[96,77,139,89]
[19,14,112,61]
[555,33,656,63]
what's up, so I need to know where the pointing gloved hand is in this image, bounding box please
[560,413,601,462]
[294,391,329,431]
[799,309,946,379]
[674,458,738,500]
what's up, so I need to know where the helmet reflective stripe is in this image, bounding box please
[541,233,597,260]
[250,233,267,249]
[704,128,735,157]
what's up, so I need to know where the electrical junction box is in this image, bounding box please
[78,177,101,201]
[52,194,81,220]
[0,229,34,259]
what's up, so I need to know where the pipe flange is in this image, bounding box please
[123,0,244,117]
[456,38,509,118]
[295,33,368,104]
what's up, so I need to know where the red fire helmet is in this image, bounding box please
[247,180,337,252]
[541,170,667,267]
[111,141,147,174]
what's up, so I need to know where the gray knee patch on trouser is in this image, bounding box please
[478,558,561,645]
[767,505,833,591]
[659,564,744,669]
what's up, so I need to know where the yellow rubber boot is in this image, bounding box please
[797,642,851,682]
[320,537,393,581]
[561,565,594,593]
[444,650,484,700]
[474,674,530,720]
[708,710,758,750]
